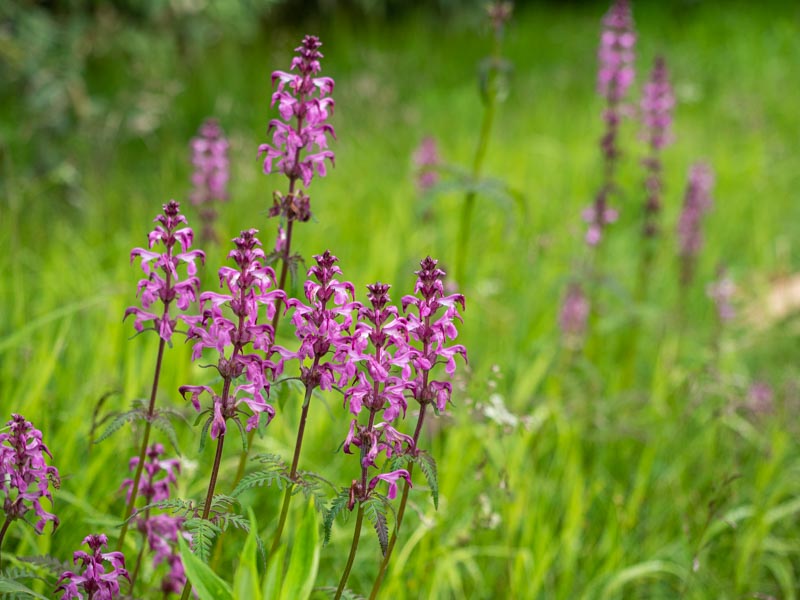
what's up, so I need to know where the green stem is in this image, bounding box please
[117,335,167,551]
[368,403,428,600]
[269,379,316,556]
[179,432,227,600]
[334,503,365,600]
[0,516,11,570]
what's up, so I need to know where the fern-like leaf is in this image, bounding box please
[415,450,439,510]
[230,469,291,498]
[151,413,181,455]
[362,498,389,556]
[94,408,147,444]
[323,487,352,546]
[184,518,221,563]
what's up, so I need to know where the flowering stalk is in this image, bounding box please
[0,414,60,569]
[179,229,283,600]
[369,258,466,600]
[583,0,635,247]
[677,162,714,289]
[637,55,675,299]
[118,201,204,551]
[120,444,184,592]
[189,118,230,244]
[455,1,512,286]
[269,250,359,553]
[334,283,415,599]
[232,35,337,485]
[56,534,130,599]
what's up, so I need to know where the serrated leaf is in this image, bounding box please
[296,471,334,514]
[94,409,145,444]
[185,518,221,563]
[363,499,389,556]
[233,508,262,600]
[232,416,248,453]
[323,487,351,546]
[0,578,50,600]
[280,498,319,600]
[178,537,233,600]
[231,470,291,498]
[152,414,181,455]
[415,451,439,510]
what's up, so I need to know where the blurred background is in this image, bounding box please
[3,0,800,598]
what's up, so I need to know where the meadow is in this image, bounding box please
[2,0,800,598]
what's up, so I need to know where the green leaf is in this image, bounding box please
[233,416,248,453]
[184,518,221,563]
[198,417,212,454]
[415,451,439,510]
[231,469,291,498]
[280,498,320,600]
[152,413,181,455]
[178,537,234,600]
[323,487,351,545]
[262,543,286,600]
[93,408,146,444]
[0,578,50,599]
[233,508,262,600]
[363,498,389,556]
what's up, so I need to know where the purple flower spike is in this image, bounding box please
[402,257,467,412]
[120,443,180,505]
[641,56,675,238]
[259,35,335,222]
[0,414,60,534]
[56,534,130,600]
[597,0,636,103]
[181,230,285,439]
[282,250,361,391]
[125,201,205,341]
[677,162,714,285]
[190,118,230,243]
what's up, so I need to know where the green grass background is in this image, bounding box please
[2,1,800,598]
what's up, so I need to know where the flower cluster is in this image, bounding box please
[181,229,285,438]
[677,162,714,285]
[641,56,675,238]
[56,534,130,600]
[597,0,636,103]
[121,444,187,595]
[125,201,205,341]
[402,257,467,413]
[341,283,415,508]
[0,414,60,534]
[259,35,335,222]
[584,0,636,247]
[121,443,180,505]
[282,250,359,391]
[190,118,230,242]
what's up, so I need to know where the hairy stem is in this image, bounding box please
[368,403,428,600]
[270,379,316,555]
[0,516,11,570]
[334,503,365,600]
[179,432,227,600]
[117,335,167,551]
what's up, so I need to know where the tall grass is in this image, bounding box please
[2,1,800,597]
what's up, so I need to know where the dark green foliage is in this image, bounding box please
[413,451,439,510]
[323,487,352,546]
